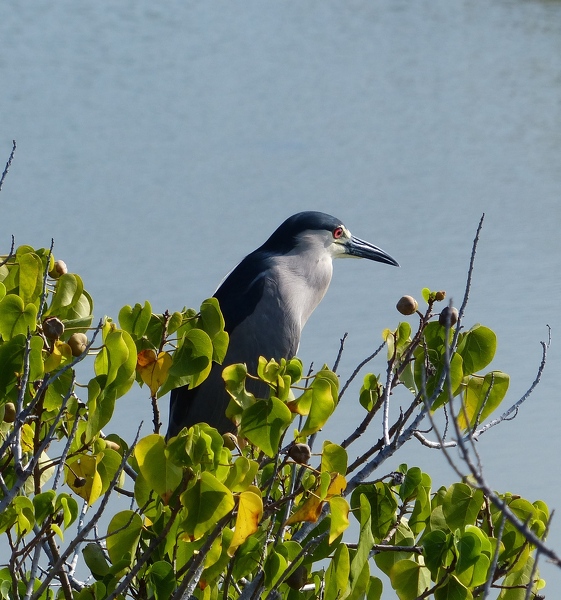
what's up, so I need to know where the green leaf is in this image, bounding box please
[167,311,183,334]
[61,289,93,330]
[389,559,431,600]
[351,484,397,542]
[459,371,509,429]
[18,252,43,305]
[97,448,123,495]
[106,511,143,566]
[374,522,416,577]
[240,396,292,457]
[180,471,235,540]
[321,441,348,476]
[457,325,496,375]
[45,273,83,318]
[33,490,56,525]
[0,334,26,401]
[264,550,287,590]
[328,496,350,544]
[359,374,381,412]
[83,543,111,579]
[349,561,371,600]
[13,496,35,537]
[134,434,183,502]
[399,467,422,502]
[350,495,375,595]
[0,295,37,339]
[223,456,259,492]
[55,494,79,529]
[499,556,543,599]
[160,328,213,396]
[422,530,452,578]
[201,529,235,584]
[434,575,472,600]
[146,561,176,600]
[366,577,383,600]
[200,298,229,363]
[299,376,336,437]
[408,472,432,536]
[86,376,113,440]
[324,543,350,600]
[285,357,303,383]
[232,531,266,581]
[257,356,281,383]
[442,483,484,530]
[456,529,491,587]
[118,301,152,338]
[97,329,137,393]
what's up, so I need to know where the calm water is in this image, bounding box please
[2,0,561,594]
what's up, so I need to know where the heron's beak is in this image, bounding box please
[344,236,400,267]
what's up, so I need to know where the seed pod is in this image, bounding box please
[74,476,87,488]
[222,432,238,450]
[434,290,446,301]
[43,316,65,340]
[68,332,89,356]
[285,565,307,590]
[49,259,68,278]
[288,443,311,465]
[3,402,16,423]
[439,306,459,327]
[396,295,418,315]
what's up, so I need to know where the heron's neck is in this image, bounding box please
[271,250,333,329]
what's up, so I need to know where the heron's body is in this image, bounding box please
[167,212,398,438]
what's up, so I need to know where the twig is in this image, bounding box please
[0,235,15,267]
[332,332,348,373]
[38,239,55,321]
[338,340,386,401]
[0,139,16,193]
[473,328,550,439]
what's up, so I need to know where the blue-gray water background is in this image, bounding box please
[2,1,561,595]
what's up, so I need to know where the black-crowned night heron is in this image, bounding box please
[167,211,398,438]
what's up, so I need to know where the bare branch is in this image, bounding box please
[473,328,550,439]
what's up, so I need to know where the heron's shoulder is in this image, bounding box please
[213,251,272,332]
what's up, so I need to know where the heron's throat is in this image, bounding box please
[271,252,333,330]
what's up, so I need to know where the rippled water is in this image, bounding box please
[2,0,560,594]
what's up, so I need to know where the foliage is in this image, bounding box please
[0,238,554,600]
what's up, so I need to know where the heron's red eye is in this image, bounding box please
[333,227,344,239]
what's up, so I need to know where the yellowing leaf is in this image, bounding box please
[228,490,263,555]
[44,341,72,372]
[65,455,103,505]
[286,473,347,525]
[326,473,347,498]
[138,351,172,395]
[286,493,323,525]
[136,348,157,367]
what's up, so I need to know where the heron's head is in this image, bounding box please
[260,211,399,267]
